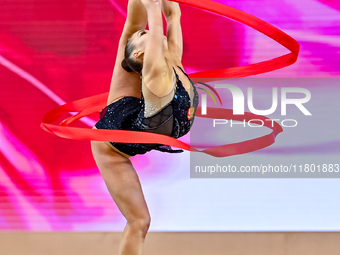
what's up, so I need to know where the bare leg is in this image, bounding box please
[106,0,148,105]
[91,140,150,255]
[91,1,150,253]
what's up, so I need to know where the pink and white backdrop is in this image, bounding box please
[0,0,339,231]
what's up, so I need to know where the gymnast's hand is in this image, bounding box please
[140,0,161,8]
[161,0,181,19]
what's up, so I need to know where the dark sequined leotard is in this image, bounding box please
[94,66,199,156]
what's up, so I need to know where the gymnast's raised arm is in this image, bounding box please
[121,0,148,43]
[139,0,174,97]
[161,0,183,60]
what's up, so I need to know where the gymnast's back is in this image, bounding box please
[94,64,199,157]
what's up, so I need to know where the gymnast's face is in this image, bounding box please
[130,29,149,59]
[130,29,168,60]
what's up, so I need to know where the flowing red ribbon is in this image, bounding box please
[40,0,299,157]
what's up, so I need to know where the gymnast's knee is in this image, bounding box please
[127,215,151,238]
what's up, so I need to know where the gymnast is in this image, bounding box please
[91,0,198,254]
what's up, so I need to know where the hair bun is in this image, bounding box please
[121,59,133,72]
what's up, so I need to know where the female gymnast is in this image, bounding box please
[91,0,198,254]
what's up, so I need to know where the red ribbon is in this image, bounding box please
[40,0,299,157]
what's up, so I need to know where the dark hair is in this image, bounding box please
[121,38,143,73]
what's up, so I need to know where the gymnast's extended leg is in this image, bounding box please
[106,0,147,105]
[91,0,150,254]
